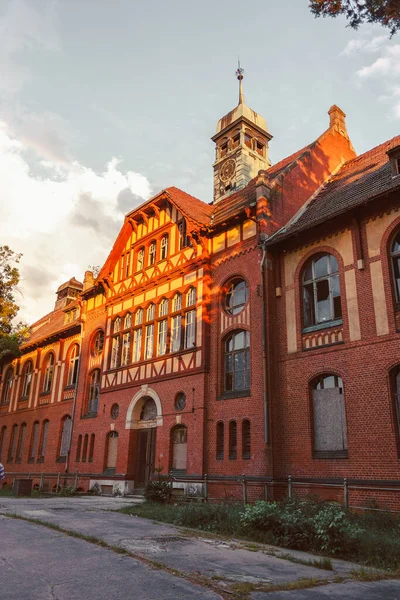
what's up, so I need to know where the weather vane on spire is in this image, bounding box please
[236,59,244,105]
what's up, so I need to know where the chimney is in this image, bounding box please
[328,105,348,138]
[83,270,95,291]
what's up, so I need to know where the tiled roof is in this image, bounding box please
[268,135,400,244]
[164,187,212,226]
[22,305,80,349]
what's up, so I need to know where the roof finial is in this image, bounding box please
[236,58,244,105]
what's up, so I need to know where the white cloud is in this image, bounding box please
[341,35,387,56]
[0,124,151,324]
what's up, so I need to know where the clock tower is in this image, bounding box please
[212,65,272,204]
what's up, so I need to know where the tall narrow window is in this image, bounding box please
[158,319,168,356]
[216,422,224,460]
[303,254,342,328]
[16,423,26,462]
[147,304,155,321]
[172,293,182,312]
[137,247,144,271]
[159,298,168,317]
[178,220,189,250]
[59,416,72,459]
[0,426,7,461]
[132,328,142,362]
[2,368,13,404]
[171,426,187,471]
[21,361,33,400]
[229,421,237,460]
[391,366,400,451]
[29,422,39,462]
[135,308,143,326]
[113,317,121,333]
[76,435,82,462]
[224,331,250,393]
[145,324,154,359]
[160,234,169,260]
[124,313,132,329]
[185,310,196,348]
[8,424,18,462]
[121,332,131,366]
[125,252,130,278]
[171,315,182,353]
[312,375,348,457]
[242,420,251,459]
[82,434,88,462]
[120,254,125,280]
[43,354,55,393]
[89,433,95,462]
[92,330,104,357]
[106,431,118,470]
[187,287,196,307]
[148,241,156,265]
[110,336,120,369]
[67,344,80,387]
[87,369,100,416]
[391,230,400,304]
[38,420,49,460]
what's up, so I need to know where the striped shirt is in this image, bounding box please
[0,463,4,481]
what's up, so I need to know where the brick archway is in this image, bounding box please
[125,385,163,429]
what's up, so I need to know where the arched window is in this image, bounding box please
[82,434,89,462]
[76,435,82,462]
[187,287,196,307]
[224,278,248,315]
[92,330,104,357]
[147,303,155,321]
[29,422,39,462]
[106,431,118,471]
[158,318,168,356]
[391,366,400,450]
[216,422,224,460]
[43,353,55,393]
[229,421,237,460]
[390,230,400,304]
[110,335,120,369]
[224,331,250,393]
[148,240,156,266]
[67,344,80,387]
[59,416,72,460]
[171,425,187,471]
[178,220,189,250]
[135,308,143,326]
[0,426,7,461]
[171,293,182,353]
[145,304,155,359]
[242,420,251,459]
[159,298,168,317]
[89,433,95,462]
[2,367,13,404]
[86,369,100,416]
[21,361,33,400]
[172,293,182,312]
[121,316,131,367]
[311,375,348,457]
[303,253,341,328]
[160,234,169,260]
[8,424,18,462]
[16,423,27,462]
[124,313,132,329]
[38,420,49,460]
[113,317,121,333]
[137,247,145,271]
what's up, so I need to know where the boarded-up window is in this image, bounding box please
[0,426,7,461]
[242,420,251,459]
[39,420,49,459]
[76,435,82,462]
[30,422,39,461]
[229,421,237,460]
[89,434,95,462]
[312,375,347,457]
[16,423,27,461]
[106,432,118,469]
[216,422,224,460]
[59,417,72,458]
[8,424,18,461]
[172,426,187,471]
[82,434,88,462]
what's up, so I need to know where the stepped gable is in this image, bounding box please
[268,135,400,244]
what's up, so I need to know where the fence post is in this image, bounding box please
[288,475,292,499]
[39,473,44,492]
[74,469,78,489]
[343,477,348,508]
[203,474,208,503]
[56,472,60,493]
[242,474,247,506]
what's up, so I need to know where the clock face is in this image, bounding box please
[220,158,236,184]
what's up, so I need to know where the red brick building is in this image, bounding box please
[1,75,400,507]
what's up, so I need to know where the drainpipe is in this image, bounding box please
[65,304,83,475]
[260,244,269,445]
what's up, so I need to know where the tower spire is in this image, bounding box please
[236,60,244,105]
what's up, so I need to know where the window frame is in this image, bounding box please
[66,344,80,388]
[223,278,249,316]
[310,374,348,459]
[216,422,224,460]
[42,353,55,394]
[85,369,100,417]
[20,360,33,401]
[302,253,342,332]
[222,330,251,397]
[2,367,13,405]
[390,229,400,308]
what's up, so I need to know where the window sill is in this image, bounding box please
[39,391,51,398]
[27,458,34,464]
[219,390,251,400]
[313,450,348,460]
[103,468,116,476]
[229,455,237,460]
[302,319,343,334]
[56,456,67,463]
[81,412,98,419]
[64,384,76,391]
[37,457,44,463]
[19,396,28,402]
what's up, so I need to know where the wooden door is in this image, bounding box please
[135,428,156,487]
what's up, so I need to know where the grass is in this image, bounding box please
[120,498,400,573]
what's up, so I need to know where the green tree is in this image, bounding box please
[309,1,400,36]
[0,246,29,359]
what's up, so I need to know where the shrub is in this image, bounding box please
[145,481,172,504]
[313,503,363,554]
[241,501,283,537]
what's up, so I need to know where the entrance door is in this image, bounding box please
[135,428,156,487]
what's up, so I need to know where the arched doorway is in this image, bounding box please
[135,397,157,487]
[171,425,187,472]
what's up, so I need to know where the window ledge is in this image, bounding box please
[39,391,51,398]
[313,450,348,460]
[219,390,251,400]
[27,458,34,464]
[64,384,76,391]
[56,456,67,463]
[19,396,28,402]
[81,412,98,419]
[37,457,44,463]
[302,319,343,334]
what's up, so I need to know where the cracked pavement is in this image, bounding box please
[1,496,400,598]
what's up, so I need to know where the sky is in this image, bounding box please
[1,0,399,325]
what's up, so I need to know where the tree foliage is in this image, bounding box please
[309,1,400,36]
[0,246,29,359]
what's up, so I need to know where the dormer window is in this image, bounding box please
[387,145,400,176]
